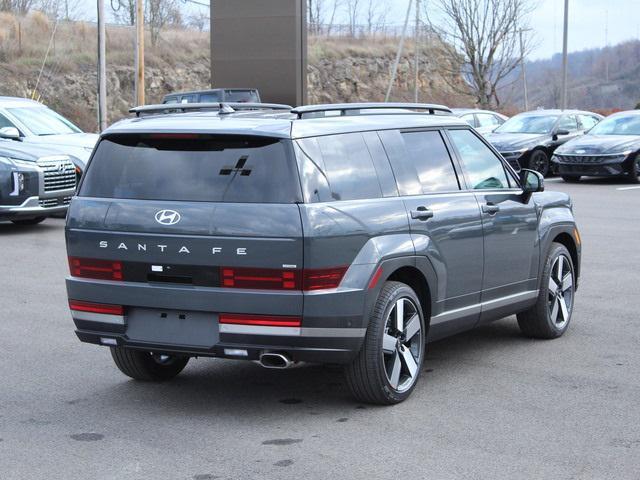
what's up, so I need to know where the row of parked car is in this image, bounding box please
[1,90,640,226]
[0,96,97,224]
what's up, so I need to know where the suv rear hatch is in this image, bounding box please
[66,133,305,347]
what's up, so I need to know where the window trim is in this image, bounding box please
[443,127,523,192]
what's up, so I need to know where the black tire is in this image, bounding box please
[11,216,46,225]
[345,281,426,405]
[528,150,550,177]
[628,155,640,184]
[562,175,581,183]
[110,347,189,381]
[517,243,575,339]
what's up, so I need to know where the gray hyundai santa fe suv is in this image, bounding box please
[65,102,581,404]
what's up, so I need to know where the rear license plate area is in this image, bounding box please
[126,308,218,347]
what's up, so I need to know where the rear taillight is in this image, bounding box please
[68,257,123,281]
[69,300,124,316]
[219,266,348,291]
[220,267,301,290]
[219,313,301,327]
[303,267,348,290]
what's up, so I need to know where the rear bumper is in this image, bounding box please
[67,277,368,364]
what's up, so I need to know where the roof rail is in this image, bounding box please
[128,102,292,117]
[291,103,452,119]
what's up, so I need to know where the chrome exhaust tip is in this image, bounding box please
[258,352,293,369]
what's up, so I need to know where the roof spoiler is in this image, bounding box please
[291,103,453,119]
[128,102,292,117]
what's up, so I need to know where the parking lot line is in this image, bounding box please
[616,186,640,191]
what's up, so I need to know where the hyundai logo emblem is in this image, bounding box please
[155,209,181,225]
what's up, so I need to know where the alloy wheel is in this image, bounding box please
[382,297,423,392]
[530,151,549,176]
[547,255,574,329]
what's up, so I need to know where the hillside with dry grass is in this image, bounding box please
[0,12,471,132]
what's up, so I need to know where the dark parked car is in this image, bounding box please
[552,110,640,183]
[485,109,603,176]
[451,108,508,135]
[1,129,77,224]
[162,88,261,104]
[66,102,581,404]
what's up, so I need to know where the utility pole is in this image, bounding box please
[519,29,528,111]
[135,0,145,106]
[386,0,413,102]
[560,0,569,111]
[97,0,107,131]
[604,9,609,83]
[413,0,420,103]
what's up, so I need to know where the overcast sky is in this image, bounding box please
[77,0,640,61]
[387,0,640,59]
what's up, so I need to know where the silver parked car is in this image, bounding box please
[452,108,508,135]
[0,97,98,174]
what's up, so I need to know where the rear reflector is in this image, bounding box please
[68,257,123,281]
[368,266,383,290]
[69,300,124,316]
[219,313,301,327]
[220,267,302,290]
[303,266,348,291]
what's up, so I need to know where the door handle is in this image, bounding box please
[482,203,500,215]
[410,206,434,221]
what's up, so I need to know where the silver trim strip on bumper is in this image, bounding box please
[219,324,367,337]
[72,311,125,325]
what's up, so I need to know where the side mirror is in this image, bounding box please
[520,169,544,194]
[0,126,20,140]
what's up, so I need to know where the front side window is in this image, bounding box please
[80,134,301,203]
[6,107,81,135]
[0,112,17,130]
[476,113,499,128]
[558,115,579,132]
[401,131,460,193]
[448,129,510,190]
[579,115,599,130]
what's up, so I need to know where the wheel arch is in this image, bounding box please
[552,231,580,283]
[386,266,432,321]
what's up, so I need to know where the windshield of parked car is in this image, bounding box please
[7,107,82,135]
[494,114,559,134]
[588,115,640,136]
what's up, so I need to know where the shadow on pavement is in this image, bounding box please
[75,318,530,417]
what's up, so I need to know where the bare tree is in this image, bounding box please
[0,0,34,14]
[365,0,388,35]
[428,0,535,107]
[147,0,180,45]
[110,0,136,26]
[308,0,342,36]
[345,0,360,37]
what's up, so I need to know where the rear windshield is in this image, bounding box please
[224,90,260,103]
[80,134,301,203]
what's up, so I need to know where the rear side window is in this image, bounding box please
[199,93,221,103]
[295,133,388,202]
[401,131,460,193]
[80,135,301,203]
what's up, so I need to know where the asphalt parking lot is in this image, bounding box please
[1,178,639,480]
